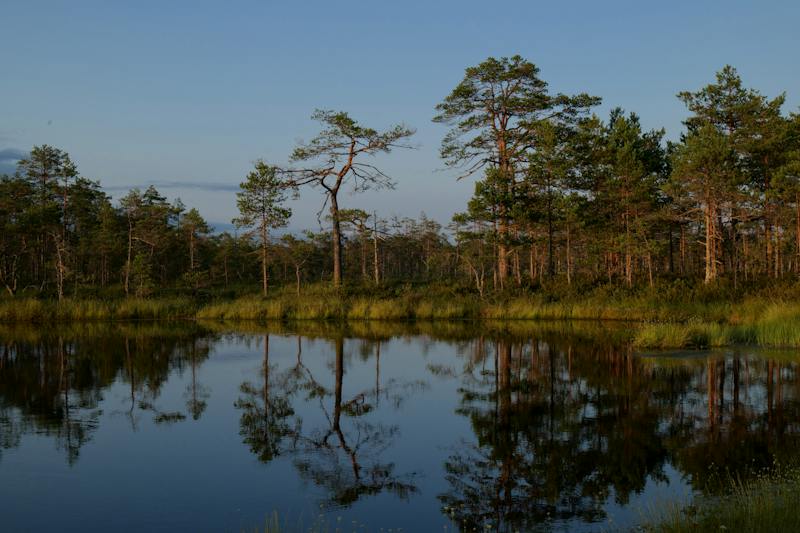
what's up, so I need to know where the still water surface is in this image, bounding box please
[0,321,798,532]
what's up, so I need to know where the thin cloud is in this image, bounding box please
[0,148,27,175]
[104,179,240,193]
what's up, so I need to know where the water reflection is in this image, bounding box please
[0,321,798,531]
[235,333,420,507]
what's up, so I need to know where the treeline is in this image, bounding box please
[0,150,454,298]
[1,57,799,299]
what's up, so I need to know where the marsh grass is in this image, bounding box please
[0,297,196,322]
[633,300,800,349]
[3,283,800,349]
[640,466,800,533]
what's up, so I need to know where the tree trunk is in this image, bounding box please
[529,241,536,283]
[333,336,344,431]
[774,225,781,278]
[497,240,508,288]
[360,227,368,281]
[765,222,773,277]
[53,233,66,301]
[124,215,133,296]
[796,193,800,275]
[668,224,674,274]
[547,192,555,278]
[704,200,717,284]
[330,194,343,288]
[189,230,195,272]
[680,223,686,276]
[260,225,269,296]
[624,213,632,287]
[566,223,572,286]
[373,213,380,284]
[263,334,270,418]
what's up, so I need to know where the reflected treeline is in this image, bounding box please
[0,322,214,464]
[438,335,800,532]
[235,333,422,508]
[199,318,632,346]
[1,321,799,532]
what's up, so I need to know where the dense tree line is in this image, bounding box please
[1,58,799,299]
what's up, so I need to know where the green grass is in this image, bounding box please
[0,297,197,322]
[3,282,800,349]
[633,301,800,349]
[640,467,800,533]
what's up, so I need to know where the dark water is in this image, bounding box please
[0,321,798,532]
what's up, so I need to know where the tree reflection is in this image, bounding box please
[0,324,213,464]
[437,335,800,532]
[2,322,800,530]
[235,333,419,508]
[184,338,211,420]
[235,334,297,462]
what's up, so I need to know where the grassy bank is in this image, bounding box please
[631,301,800,349]
[2,282,800,348]
[641,467,800,533]
[0,297,198,322]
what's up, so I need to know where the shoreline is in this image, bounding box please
[1,292,799,350]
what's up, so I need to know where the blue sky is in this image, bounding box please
[1,0,798,231]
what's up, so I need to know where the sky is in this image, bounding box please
[1,0,798,232]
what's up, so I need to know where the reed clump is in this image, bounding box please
[633,300,800,349]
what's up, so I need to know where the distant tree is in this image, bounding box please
[234,161,292,296]
[0,174,35,295]
[119,186,181,296]
[592,109,667,286]
[16,145,78,299]
[278,234,316,296]
[92,201,123,287]
[180,208,211,274]
[339,209,372,281]
[286,109,415,288]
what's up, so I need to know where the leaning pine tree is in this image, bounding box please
[285,109,415,288]
[234,161,292,296]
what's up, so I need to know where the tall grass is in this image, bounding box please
[3,284,800,349]
[641,466,800,533]
[634,301,800,349]
[0,298,196,322]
